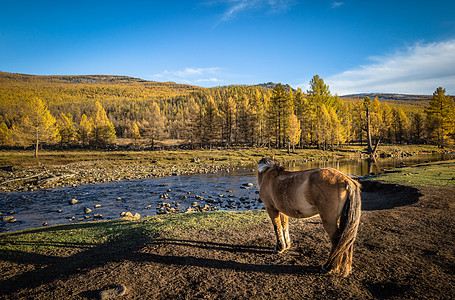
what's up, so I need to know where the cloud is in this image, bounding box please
[206,0,294,25]
[326,39,455,95]
[331,2,344,8]
[152,67,222,86]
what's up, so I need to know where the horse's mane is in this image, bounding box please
[268,158,286,172]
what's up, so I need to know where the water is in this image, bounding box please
[0,153,453,233]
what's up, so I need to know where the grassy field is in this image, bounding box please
[371,159,455,187]
[1,159,453,253]
[0,144,449,168]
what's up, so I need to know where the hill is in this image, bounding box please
[340,93,433,102]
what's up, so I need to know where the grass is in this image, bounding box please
[0,144,449,168]
[0,146,453,255]
[370,159,455,187]
[0,211,269,256]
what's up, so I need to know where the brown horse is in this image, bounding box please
[257,157,361,277]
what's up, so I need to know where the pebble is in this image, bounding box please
[84,207,92,214]
[94,204,102,208]
[93,214,103,218]
[99,285,128,300]
[2,216,14,222]
[69,199,78,205]
[42,222,48,226]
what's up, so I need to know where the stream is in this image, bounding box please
[1,153,453,233]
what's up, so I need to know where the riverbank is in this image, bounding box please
[0,145,450,193]
[0,160,454,299]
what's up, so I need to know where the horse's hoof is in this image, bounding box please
[273,247,285,254]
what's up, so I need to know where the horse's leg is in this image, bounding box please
[320,217,341,273]
[280,212,291,250]
[266,207,286,253]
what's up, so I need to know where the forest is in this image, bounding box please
[0,71,454,155]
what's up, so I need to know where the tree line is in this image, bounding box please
[0,74,454,156]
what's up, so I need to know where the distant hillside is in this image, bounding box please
[255,82,296,92]
[341,93,433,102]
[0,71,203,106]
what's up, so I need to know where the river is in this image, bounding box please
[0,153,453,233]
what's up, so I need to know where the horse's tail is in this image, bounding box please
[325,179,362,277]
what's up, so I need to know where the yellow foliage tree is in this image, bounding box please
[90,101,116,147]
[13,97,59,157]
[287,113,301,153]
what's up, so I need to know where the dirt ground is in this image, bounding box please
[0,181,454,299]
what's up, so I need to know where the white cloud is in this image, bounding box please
[326,39,455,95]
[331,2,344,8]
[206,0,294,25]
[151,67,222,86]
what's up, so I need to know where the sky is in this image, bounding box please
[1,0,454,95]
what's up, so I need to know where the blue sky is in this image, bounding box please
[1,0,454,95]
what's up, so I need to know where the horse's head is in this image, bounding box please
[257,157,280,173]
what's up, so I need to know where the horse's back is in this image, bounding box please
[260,167,352,219]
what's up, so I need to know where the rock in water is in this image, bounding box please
[69,199,78,205]
[99,285,127,300]
[84,207,92,214]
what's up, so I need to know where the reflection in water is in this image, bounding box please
[0,153,453,233]
[286,153,454,176]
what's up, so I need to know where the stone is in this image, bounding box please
[133,213,140,219]
[57,209,63,213]
[99,285,127,300]
[8,218,17,223]
[69,198,78,205]
[42,222,48,226]
[84,207,92,214]
[94,204,102,208]
[93,214,103,218]
[121,212,133,218]
[2,216,14,222]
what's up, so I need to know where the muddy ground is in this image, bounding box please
[0,181,454,299]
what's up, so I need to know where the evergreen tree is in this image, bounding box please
[425,87,455,148]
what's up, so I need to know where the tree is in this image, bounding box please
[425,87,455,148]
[57,113,77,147]
[202,96,221,147]
[13,97,59,157]
[131,122,141,145]
[220,96,236,145]
[90,101,116,147]
[141,102,166,149]
[0,122,11,146]
[410,112,425,143]
[287,113,301,153]
[79,114,93,146]
[392,108,409,144]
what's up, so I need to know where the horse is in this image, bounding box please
[257,157,361,277]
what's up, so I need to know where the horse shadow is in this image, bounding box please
[0,222,322,298]
[359,180,422,211]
